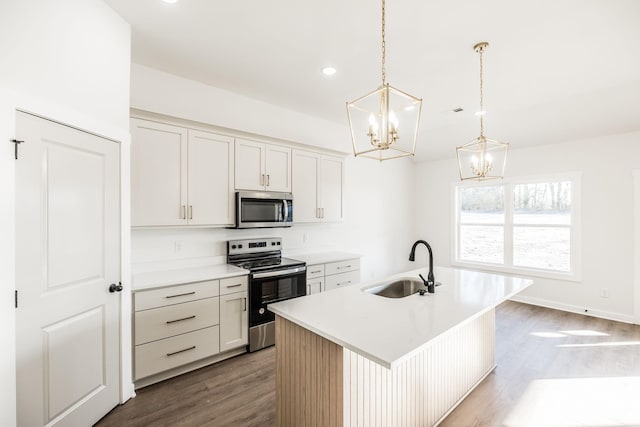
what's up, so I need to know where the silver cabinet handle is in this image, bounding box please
[316,208,320,218]
[260,174,264,186]
[337,281,352,286]
[337,265,352,270]
[307,284,311,294]
[166,315,196,324]
[189,205,193,220]
[181,205,186,219]
[321,208,325,218]
[243,297,247,311]
[165,291,195,299]
[166,346,196,357]
[266,174,270,186]
[310,270,322,274]
[226,283,242,288]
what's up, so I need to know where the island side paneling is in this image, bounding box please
[275,315,343,427]
[342,309,496,427]
[276,309,495,427]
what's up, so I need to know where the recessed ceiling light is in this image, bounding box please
[321,66,337,76]
[162,0,178,3]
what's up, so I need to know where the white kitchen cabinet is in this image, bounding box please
[133,274,249,385]
[219,291,249,352]
[131,118,234,227]
[304,257,360,294]
[235,138,291,192]
[292,149,344,223]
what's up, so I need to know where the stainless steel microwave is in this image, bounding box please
[234,191,293,228]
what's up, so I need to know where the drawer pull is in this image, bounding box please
[226,283,242,288]
[166,345,196,357]
[310,270,322,274]
[337,265,352,270]
[243,297,247,311]
[166,315,196,324]
[337,281,351,286]
[165,291,196,299]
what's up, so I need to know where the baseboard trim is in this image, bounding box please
[509,295,637,324]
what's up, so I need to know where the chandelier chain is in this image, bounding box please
[381,0,386,85]
[479,45,484,137]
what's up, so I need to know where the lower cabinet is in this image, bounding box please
[219,291,249,352]
[306,258,360,294]
[133,275,248,384]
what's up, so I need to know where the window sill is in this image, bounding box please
[451,260,581,283]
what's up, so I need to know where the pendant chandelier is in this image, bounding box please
[346,0,423,161]
[456,42,509,181]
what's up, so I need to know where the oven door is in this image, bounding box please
[250,266,306,327]
[235,191,293,228]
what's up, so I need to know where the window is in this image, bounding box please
[454,175,580,280]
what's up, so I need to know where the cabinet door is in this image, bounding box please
[265,144,292,192]
[188,130,234,225]
[320,155,344,222]
[235,139,265,191]
[292,150,320,223]
[307,278,324,295]
[131,118,188,226]
[219,291,249,352]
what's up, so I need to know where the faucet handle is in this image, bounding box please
[419,273,428,285]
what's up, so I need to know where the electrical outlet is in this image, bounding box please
[174,241,183,253]
[600,288,609,298]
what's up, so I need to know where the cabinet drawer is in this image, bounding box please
[325,258,360,276]
[324,270,360,291]
[134,326,220,380]
[306,264,325,279]
[134,280,219,311]
[220,275,248,296]
[135,297,220,345]
[307,278,324,295]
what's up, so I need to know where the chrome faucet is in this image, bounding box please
[409,240,435,293]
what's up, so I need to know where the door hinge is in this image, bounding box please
[15,290,18,308]
[11,139,24,160]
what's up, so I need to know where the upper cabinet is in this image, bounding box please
[131,118,234,227]
[292,150,344,223]
[235,139,291,192]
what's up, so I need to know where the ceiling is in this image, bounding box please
[105,0,640,161]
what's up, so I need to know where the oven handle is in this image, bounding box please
[252,265,306,279]
[282,199,289,221]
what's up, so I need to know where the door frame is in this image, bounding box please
[0,89,134,426]
[634,170,640,325]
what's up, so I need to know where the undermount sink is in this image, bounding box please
[365,277,427,298]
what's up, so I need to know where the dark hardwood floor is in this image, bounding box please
[97,301,640,426]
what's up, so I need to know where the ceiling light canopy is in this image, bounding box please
[456,42,509,181]
[346,0,422,161]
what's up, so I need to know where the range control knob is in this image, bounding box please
[231,245,237,249]
[259,308,265,315]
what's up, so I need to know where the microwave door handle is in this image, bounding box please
[282,199,289,221]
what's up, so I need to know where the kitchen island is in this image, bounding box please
[268,266,532,427]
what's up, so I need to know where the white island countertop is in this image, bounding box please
[269,266,532,368]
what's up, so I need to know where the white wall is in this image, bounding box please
[0,1,131,424]
[415,131,640,322]
[130,64,416,281]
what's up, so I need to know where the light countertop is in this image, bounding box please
[132,264,249,291]
[288,251,361,265]
[268,266,532,368]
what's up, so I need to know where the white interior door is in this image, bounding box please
[15,111,121,427]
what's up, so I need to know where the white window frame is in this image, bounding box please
[452,173,582,282]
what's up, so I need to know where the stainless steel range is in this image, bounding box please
[227,237,306,352]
